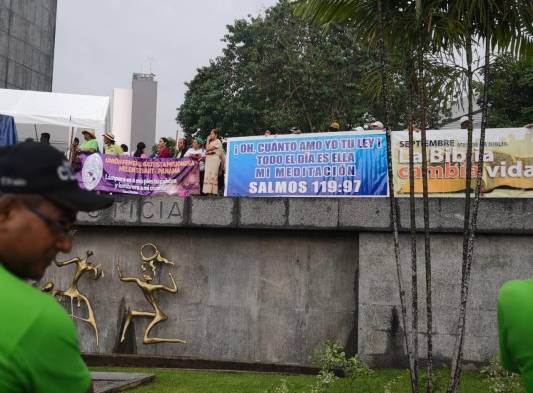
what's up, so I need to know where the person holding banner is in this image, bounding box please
[174,137,188,159]
[370,121,384,131]
[78,129,99,154]
[203,129,225,196]
[156,138,171,158]
[133,142,148,158]
[328,122,340,132]
[103,133,123,156]
[185,137,206,193]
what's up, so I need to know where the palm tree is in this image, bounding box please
[295,2,424,392]
[445,2,532,391]
[414,3,434,390]
[295,2,532,393]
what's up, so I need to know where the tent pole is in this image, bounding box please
[34,124,38,141]
[67,127,74,162]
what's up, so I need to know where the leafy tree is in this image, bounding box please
[486,55,533,128]
[177,0,454,137]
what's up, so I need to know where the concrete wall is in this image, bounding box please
[0,0,56,91]
[41,196,533,367]
[41,226,357,365]
[358,232,533,367]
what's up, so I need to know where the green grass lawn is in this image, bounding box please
[92,367,523,393]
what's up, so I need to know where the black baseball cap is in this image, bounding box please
[0,142,113,212]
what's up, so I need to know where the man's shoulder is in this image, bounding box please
[0,266,56,311]
[500,279,533,294]
[8,279,71,328]
[0,268,74,351]
[499,279,533,304]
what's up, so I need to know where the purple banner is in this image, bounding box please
[76,154,200,196]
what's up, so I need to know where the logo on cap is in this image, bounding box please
[57,161,77,181]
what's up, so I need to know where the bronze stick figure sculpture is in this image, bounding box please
[117,262,185,345]
[43,250,103,347]
[140,242,174,275]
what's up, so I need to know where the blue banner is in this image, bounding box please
[225,131,389,197]
[0,115,18,147]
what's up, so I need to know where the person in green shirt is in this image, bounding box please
[103,132,123,156]
[498,280,533,392]
[0,142,113,393]
[78,129,99,154]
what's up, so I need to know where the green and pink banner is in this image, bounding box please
[76,154,200,196]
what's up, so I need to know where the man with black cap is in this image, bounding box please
[0,142,113,393]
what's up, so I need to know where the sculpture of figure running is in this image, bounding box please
[116,261,185,345]
[42,250,103,347]
[140,242,174,275]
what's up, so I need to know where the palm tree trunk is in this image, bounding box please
[413,3,433,388]
[448,29,491,393]
[377,1,417,392]
[447,30,475,393]
[418,42,433,393]
[411,4,432,390]
[408,109,420,393]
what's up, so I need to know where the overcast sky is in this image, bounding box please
[52,0,277,141]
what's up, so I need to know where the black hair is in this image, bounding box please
[120,144,128,152]
[176,137,188,158]
[40,133,50,144]
[134,142,146,157]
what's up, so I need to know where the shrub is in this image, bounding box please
[480,357,524,393]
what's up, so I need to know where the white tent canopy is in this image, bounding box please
[0,88,110,131]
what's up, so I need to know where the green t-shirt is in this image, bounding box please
[79,139,99,153]
[0,264,91,393]
[104,144,123,156]
[498,279,533,392]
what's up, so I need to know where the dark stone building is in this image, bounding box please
[0,0,57,91]
[131,73,158,148]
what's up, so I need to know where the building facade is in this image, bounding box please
[130,72,158,148]
[0,0,57,91]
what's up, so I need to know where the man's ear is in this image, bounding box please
[0,195,19,222]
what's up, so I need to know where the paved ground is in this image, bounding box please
[92,372,154,393]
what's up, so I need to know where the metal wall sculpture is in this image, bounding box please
[42,251,103,347]
[140,242,174,275]
[117,243,185,345]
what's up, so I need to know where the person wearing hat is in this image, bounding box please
[370,121,384,130]
[103,132,123,156]
[0,142,113,393]
[328,122,340,132]
[78,129,99,154]
[290,127,302,134]
[460,116,472,130]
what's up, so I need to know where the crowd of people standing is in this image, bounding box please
[70,128,227,196]
[262,120,384,136]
